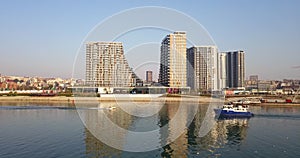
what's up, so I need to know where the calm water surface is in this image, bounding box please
[0,103,299,158]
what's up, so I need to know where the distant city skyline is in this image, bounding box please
[0,0,300,80]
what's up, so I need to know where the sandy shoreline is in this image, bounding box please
[0,96,300,106]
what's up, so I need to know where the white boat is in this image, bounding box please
[107,106,116,110]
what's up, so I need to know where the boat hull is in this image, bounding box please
[214,109,254,118]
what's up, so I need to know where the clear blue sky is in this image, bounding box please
[0,0,299,80]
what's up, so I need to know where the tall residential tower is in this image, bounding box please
[217,52,227,90]
[187,46,218,92]
[226,50,245,88]
[158,32,187,87]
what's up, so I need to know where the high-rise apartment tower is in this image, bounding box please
[158,32,187,87]
[86,42,140,87]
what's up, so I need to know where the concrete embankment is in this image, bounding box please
[0,96,300,106]
[0,96,223,104]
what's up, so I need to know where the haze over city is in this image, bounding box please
[1,1,300,158]
[0,0,300,80]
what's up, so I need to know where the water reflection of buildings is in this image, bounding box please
[83,102,194,157]
[85,127,122,157]
[82,103,250,157]
[83,102,134,157]
[188,107,250,154]
[159,103,196,158]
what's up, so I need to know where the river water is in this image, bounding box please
[0,102,299,158]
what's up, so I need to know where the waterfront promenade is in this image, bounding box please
[0,95,299,106]
[0,95,216,104]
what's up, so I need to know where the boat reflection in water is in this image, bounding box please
[187,108,250,156]
[211,118,249,146]
[82,102,250,157]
